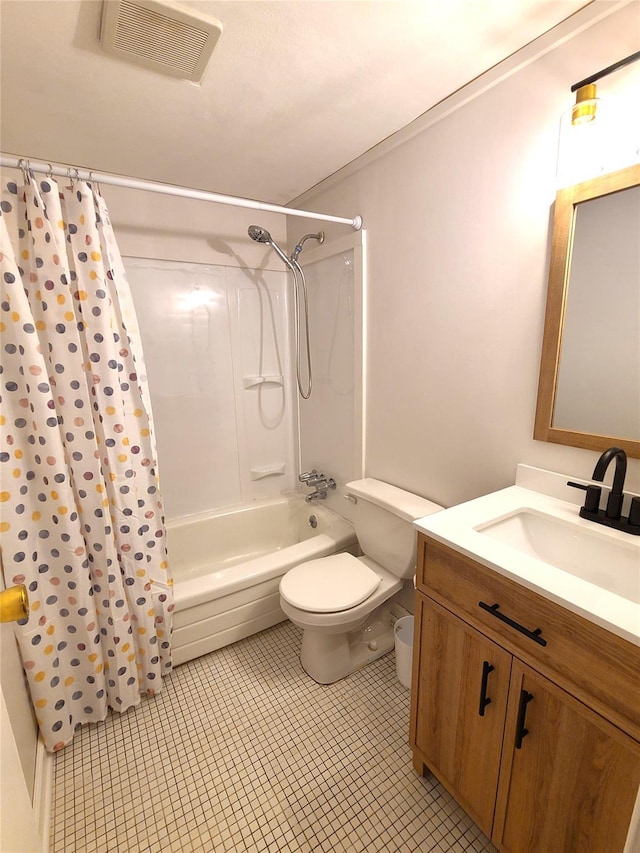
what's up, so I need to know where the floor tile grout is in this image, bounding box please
[51,621,496,853]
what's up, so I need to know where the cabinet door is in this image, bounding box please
[495,660,640,853]
[411,595,512,835]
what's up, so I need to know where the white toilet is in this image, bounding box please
[279,478,443,684]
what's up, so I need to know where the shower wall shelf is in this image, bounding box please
[250,463,286,481]
[242,375,284,389]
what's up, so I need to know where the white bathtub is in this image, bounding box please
[168,493,357,665]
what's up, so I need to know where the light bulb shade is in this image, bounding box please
[572,83,598,125]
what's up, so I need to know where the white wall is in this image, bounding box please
[0,562,44,851]
[288,3,640,507]
[1,686,42,853]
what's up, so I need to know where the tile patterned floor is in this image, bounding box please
[50,621,497,853]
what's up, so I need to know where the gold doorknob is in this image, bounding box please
[0,584,29,623]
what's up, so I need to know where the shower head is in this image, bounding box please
[248,225,272,244]
[248,225,314,400]
[248,224,292,269]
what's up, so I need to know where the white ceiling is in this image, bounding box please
[0,0,591,204]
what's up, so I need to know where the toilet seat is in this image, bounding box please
[280,553,380,613]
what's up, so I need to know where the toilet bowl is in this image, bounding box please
[279,478,442,684]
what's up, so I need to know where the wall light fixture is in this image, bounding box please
[571,50,640,125]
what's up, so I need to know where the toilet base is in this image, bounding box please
[299,605,395,684]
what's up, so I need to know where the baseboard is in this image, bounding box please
[33,736,53,853]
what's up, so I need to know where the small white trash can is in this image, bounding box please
[394,615,414,689]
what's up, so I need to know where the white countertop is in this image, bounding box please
[414,466,640,646]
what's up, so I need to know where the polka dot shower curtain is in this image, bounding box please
[0,169,173,752]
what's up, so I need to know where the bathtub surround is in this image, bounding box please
[125,257,296,519]
[0,175,172,752]
[50,621,496,853]
[297,230,366,520]
[123,229,365,526]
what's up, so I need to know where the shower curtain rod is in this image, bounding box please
[0,154,363,231]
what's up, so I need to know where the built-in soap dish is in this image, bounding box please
[250,464,285,481]
[243,375,283,390]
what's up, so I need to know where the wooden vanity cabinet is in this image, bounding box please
[412,595,511,834]
[410,534,640,853]
[495,661,640,852]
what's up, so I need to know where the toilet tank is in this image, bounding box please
[345,479,443,579]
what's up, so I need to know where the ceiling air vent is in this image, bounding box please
[100,0,222,82]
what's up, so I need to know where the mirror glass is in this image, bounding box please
[534,164,640,458]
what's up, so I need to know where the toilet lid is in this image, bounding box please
[280,553,380,613]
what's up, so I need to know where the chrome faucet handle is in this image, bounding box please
[311,477,336,492]
[300,471,336,499]
[306,474,326,486]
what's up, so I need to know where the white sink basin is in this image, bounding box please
[414,470,640,644]
[476,509,639,605]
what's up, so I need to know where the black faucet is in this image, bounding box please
[592,447,627,519]
[568,446,640,535]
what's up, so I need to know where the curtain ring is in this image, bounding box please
[18,158,31,185]
[46,163,54,180]
[89,171,102,196]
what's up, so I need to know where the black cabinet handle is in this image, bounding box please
[478,661,495,717]
[515,690,534,749]
[478,601,547,647]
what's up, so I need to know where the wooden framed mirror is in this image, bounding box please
[534,163,640,458]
